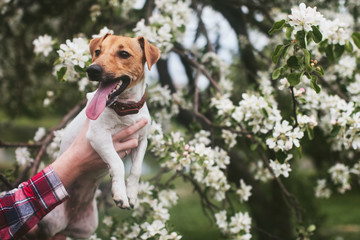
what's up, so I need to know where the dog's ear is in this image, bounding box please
[137,37,161,70]
[89,33,112,60]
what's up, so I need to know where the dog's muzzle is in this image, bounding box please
[85,64,131,120]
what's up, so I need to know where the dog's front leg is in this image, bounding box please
[86,127,130,209]
[127,137,148,208]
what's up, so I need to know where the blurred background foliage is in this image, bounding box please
[1,0,360,239]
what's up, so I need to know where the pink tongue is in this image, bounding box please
[86,81,119,120]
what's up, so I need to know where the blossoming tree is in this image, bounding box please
[1,0,360,239]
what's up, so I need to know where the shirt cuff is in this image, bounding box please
[29,165,69,213]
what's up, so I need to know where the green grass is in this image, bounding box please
[315,192,360,239]
[0,111,61,142]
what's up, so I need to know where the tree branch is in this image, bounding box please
[173,46,223,93]
[316,73,349,101]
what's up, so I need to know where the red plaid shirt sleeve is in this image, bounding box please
[0,165,69,239]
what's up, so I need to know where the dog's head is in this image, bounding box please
[85,34,160,120]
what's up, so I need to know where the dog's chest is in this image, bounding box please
[91,104,150,139]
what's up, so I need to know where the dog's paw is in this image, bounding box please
[126,178,139,208]
[127,196,137,209]
[113,196,131,209]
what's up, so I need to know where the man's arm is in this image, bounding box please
[0,166,69,239]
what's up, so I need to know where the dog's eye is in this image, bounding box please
[95,49,101,57]
[118,50,131,59]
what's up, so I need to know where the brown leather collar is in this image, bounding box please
[109,92,146,116]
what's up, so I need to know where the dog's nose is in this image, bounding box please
[86,64,103,81]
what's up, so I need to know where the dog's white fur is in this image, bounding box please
[39,80,150,238]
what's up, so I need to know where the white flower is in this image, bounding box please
[46,129,65,159]
[138,181,155,196]
[43,98,51,107]
[314,179,331,198]
[320,18,350,45]
[228,212,252,234]
[34,127,46,142]
[215,210,228,233]
[158,190,178,207]
[33,34,54,57]
[334,55,356,78]
[266,120,304,152]
[141,220,166,239]
[102,216,113,227]
[133,0,192,55]
[221,129,237,149]
[269,159,292,178]
[251,161,273,182]
[328,163,351,193]
[236,179,252,202]
[210,94,234,116]
[127,223,141,239]
[92,26,114,39]
[15,147,34,167]
[56,37,90,82]
[288,3,325,32]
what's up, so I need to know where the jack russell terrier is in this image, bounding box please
[38,34,160,238]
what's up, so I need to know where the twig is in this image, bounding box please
[243,125,303,223]
[289,86,298,127]
[192,1,214,52]
[173,47,223,93]
[252,225,285,240]
[164,172,179,187]
[316,73,349,101]
[148,168,168,184]
[193,68,213,126]
[0,141,42,148]
[0,173,13,190]
[181,173,220,211]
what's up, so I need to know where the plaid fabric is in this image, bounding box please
[0,165,69,239]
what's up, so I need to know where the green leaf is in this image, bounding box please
[179,24,186,33]
[272,45,285,64]
[345,40,353,52]
[311,26,322,43]
[310,75,321,93]
[285,27,293,39]
[330,125,341,137]
[269,19,286,35]
[287,72,302,86]
[287,56,301,69]
[250,143,258,151]
[351,32,360,49]
[296,30,307,48]
[74,65,86,73]
[325,44,335,62]
[56,67,66,81]
[272,67,282,80]
[334,44,345,60]
[303,49,312,72]
[275,151,287,162]
[54,58,61,66]
[307,224,316,233]
[306,127,314,140]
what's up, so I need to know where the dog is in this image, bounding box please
[37,34,160,238]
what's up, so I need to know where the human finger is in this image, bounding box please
[113,138,138,153]
[118,149,132,158]
[113,118,148,141]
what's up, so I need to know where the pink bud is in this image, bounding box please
[184,144,189,151]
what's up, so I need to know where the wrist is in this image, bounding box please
[51,150,82,189]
